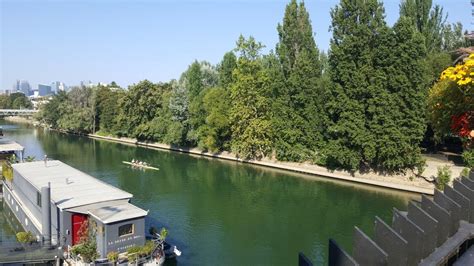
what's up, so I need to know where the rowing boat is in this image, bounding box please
[122,161,160,170]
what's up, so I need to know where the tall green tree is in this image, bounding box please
[370,17,428,171]
[197,87,231,152]
[325,0,387,170]
[218,52,237,88]
[95,86,123,134]
[274,0,324,161]
[184,61,218,145]
[230,35,273,159]
[166,80,189,145]
[400,0,446,52]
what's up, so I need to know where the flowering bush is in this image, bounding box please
[441,54,474,90]
[430,53,474,169]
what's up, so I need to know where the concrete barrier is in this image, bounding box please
[407,202,438,257]
[421,195,451,246]
[444,185,470,222]
[374,216,408,265]
[328,239,358,266]
[434,190,461,236]
[392,208,425,265]
[353,227,388,265]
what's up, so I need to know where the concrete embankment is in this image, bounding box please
[88,133,438,195]
[4,116,36,124]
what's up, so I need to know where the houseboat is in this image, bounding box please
[0,138,24,162]
[2,160,148,258]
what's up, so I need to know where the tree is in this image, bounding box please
[442,22,466,51]
[183,61,218,145]
[56,87,94,133]
[37,91,68,128]
[325,0,387,171]
[370,17,428,171]
[274,0,324,161]
[218,52,237,88]
[7,93,32,109]
[167,80,189,145]
[115,80,162,137]
[230,35,273,159]
[197,87,231,152]
[95,86,123,134]
[400,0,446,52]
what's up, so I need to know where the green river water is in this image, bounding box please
[0,122,418,265]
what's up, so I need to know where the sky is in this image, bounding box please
[1,0,472,90]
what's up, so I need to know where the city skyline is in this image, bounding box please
[1,0,471,90]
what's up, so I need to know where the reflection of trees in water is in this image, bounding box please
[114,150,412,265]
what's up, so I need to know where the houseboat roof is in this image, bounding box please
[12,160,133,209]
[0,138,24,153]
[68,199,148,224]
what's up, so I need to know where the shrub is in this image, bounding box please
[461,167,470,178]
[2,162,13,181]
[127,246,142,263]
[70,241,98,263]
[436,165,452,190]
[16,231,35,244]
[140,241,155,256]
[107,251,119,263]
[463,150,474,170]
[160,227,168,241]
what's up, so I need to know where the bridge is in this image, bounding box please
[0,109,38,117]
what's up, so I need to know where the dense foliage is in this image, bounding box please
[37,0,470,173]
[0,93,32,109]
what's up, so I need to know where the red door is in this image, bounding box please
[71,213,87,245]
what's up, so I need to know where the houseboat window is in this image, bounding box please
[36,191,42,207]
[118,224,134,237]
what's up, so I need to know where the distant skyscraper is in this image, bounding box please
[58,82,66,92]
[38,84,52,96]
[20,81,31,95]
[51,81,60,93]
[12,80,20,92]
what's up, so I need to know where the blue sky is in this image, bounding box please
[1,0,471,90]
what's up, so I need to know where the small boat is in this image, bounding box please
[122,161,159,170]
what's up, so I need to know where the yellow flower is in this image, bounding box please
[466,59,474,67]
[469,54,474,59]
[457,77,472,86]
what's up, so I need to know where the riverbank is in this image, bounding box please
[4,116,36,125]
[88,134,457,195]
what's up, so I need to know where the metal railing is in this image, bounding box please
[0,109,38,117]
[0,240,60,264]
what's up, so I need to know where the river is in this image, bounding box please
[0,122,417,265]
